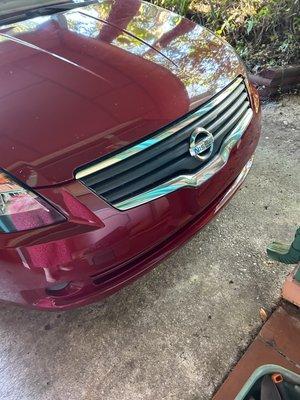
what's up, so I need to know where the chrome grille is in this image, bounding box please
[76,77,253,210]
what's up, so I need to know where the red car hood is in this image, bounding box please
[0,0,246,187]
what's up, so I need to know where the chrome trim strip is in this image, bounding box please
[214,156,253,213]
[75,77,244,179]
[115,109,253,210]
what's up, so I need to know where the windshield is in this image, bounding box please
[0,1,81,18]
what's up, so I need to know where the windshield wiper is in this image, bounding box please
[0,1,95,25]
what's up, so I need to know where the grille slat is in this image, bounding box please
[213,101,250,140]
[207,93,248,133]
[83,132,189,188]
[102,153,199,203]
[197,83,246,128]
[76,77,252,209]
[92,140,191,195]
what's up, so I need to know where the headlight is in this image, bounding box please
[0,171,65,233]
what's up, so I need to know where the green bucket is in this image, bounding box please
[235,364,300,400]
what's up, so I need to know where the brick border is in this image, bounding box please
[213,304,300,399]
[249,65,300,99]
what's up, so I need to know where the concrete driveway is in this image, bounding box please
[0,95,299,400]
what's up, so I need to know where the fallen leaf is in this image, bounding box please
[259,307,268,322]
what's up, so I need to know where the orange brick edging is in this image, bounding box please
[213,306,300,399]
[282,270,300,307]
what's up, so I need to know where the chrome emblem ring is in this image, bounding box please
[189,127,214,161]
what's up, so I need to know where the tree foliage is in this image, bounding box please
[148,0,300,71]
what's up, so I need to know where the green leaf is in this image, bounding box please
[246,18,254,34]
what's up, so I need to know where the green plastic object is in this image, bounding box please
[267,227,300,267]
[235,364,300,400]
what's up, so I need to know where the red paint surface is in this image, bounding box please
[0,0,246,187]
[0,1,261,310]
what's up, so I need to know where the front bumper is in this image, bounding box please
[0,85,261,310]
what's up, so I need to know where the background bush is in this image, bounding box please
[148,0,300,71]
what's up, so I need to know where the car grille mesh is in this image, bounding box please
[76,77,252,209]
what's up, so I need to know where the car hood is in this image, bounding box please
[0,0,246,187]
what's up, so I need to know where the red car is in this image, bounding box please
[0,0,261,310]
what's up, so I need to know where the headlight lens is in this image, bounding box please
[0,171,65,233]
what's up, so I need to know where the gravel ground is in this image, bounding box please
[0,95,299,400]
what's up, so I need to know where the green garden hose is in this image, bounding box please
[267,227,300,265]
